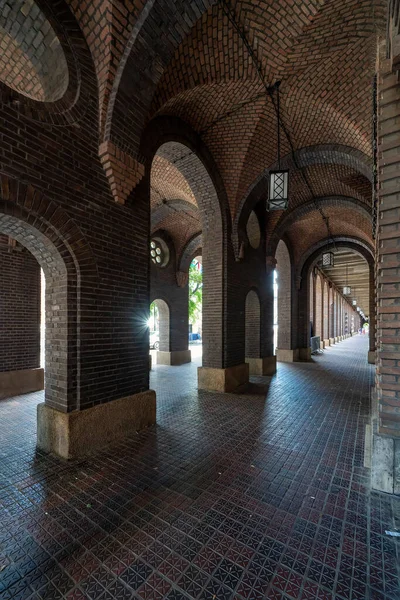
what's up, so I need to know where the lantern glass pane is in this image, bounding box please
[270,171,288,200]
[268,170,289,210]
[322,252,334,267]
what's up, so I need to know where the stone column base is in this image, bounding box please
[298,347,311,361]
[246,356,277,375]
[329,338,335,345]
[0,368,44,399]
[37,390,156,460]
[276,349,299,363]
[156,350,191,366]
[198,363,249,393]
[371,432,400,495]
[323,339,330,347]
[368,351,376,364]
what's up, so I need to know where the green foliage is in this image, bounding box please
[189,261,202,324]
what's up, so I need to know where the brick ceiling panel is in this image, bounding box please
[151,155,197,208]
[286,206,372,263]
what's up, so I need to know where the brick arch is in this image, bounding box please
[140,116,231,369]
[232,144,372,258]
[0,0,97,126]
[296,237,374,352]
[245,289,261,359]
[267,196,372,257]
[178,233,202,275]
[0,175,99,413]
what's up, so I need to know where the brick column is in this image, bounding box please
[276,240,296,362]
[371,57,400,494]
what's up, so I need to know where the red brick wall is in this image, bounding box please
[0,237,40,372]
[376,61,400,436]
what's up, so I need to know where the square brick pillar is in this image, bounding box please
[371,55,400,494]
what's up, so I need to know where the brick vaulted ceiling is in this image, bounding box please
[65,0,385,260]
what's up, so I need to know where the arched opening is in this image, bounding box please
[245,289,261,374]
[323,280,329,342]
[143,126,229,386]
[297,239,375,362]
[275,240,293,362]
[315,273,323,339]
[0,211,78,411]
[188,256,203,364]
[149,299,170,365]
[0,235,42,398]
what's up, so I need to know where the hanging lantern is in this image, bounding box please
[267,81,289,211]
[268,170,289,210]
[352,299,357,306]
[357,306,360,312]
[322,252,334,268]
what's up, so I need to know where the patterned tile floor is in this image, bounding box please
[0,336,399,599]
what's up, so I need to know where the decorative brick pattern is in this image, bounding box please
[99,140,145,204]
[0,236,40,373]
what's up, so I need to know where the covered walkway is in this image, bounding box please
[0,336,399,599]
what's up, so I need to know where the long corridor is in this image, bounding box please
[0,336,399,600]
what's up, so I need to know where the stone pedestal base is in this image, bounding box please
[198,363,249,393]
[0,368,44,399]
[371,432,400,495]
[37,390,156,460]
[276,349,298,363]
[156,350,191,366]
[298,347,311,361]
[329,338,335,345]
[246,356,277,375]
[368,350,376,364]
[323,339,330,348]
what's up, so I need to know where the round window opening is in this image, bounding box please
[150,238,169,267]
[0,1,69,102]
[246,211,261,249]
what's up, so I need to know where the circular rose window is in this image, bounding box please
[150,238,169,267]
[0,1,69,102]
